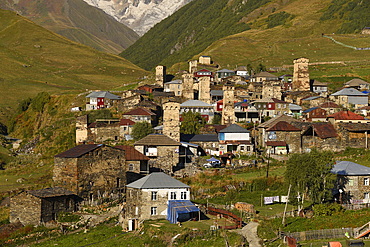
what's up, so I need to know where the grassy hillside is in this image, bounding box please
[121,0,370,77]
[0,0,139,54]
[0,9,147,115]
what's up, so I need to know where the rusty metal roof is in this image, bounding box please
[119,119,136,126]
[28,187,76,198]
[55,144,103,158]
[320,102,340,108]
[115,145,150,161]
[328,111,365,120]
[267,121,301,131]
[312,122,338,138]
[339,123,370,131]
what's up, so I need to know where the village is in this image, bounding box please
[7,55,370,246]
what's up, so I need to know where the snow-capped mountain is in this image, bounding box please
[83,0,193,36]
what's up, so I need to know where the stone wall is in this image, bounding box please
[156,65,166,87]
[275,131,301,153]
[199,77,211,104]
[182,74,194,100]
[89,125,121,142]
[163,102,180,142]
[10,193,41,225]
[76,115,88,144]
[292,58,310,91]
[222,85,236,125]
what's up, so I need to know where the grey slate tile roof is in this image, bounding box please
[55,144,103,158]
[330,88,366,96]
[218,124,250,133]
[126,172,190,189]
[86,91,121,100]
[134,134,180,146]
[180,100,213,107]
[331,161,370,176]
[28,187,76,198]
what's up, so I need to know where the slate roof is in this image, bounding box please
[126,172,190,189]
[164,79,182,85]
[267,121,301,131]
[181,134,219,142]
[211,90,224,96]
[289,104,302,111]
[339,123,370,131]
[86,91,120,100]
[55,144,103,158]
[115,145,149,161]
[327,111,365,120]
[302,96,322,101]
[303,107,319,113]
[266,141,287,147]
[28,187,76,198]
[253,72,278,78]
[345,78,369,87]
[180,100,213,107]
[123,107,155,116]
[217,69,234,73]
[134,134,180,146]
[218,124,250,133]
[320,102,340,108]
[331,88,366,96]
[312,80,328,86]
[258,115,301,128]
[331,161,370,176]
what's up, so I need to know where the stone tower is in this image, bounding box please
[189,60,197,74]
[221,84,236,125]
[163,101,180,142]
[76,115,88,144]
[199,76,211,104]
[182,73,194,100]
[156,65,166,87]
[262,81,282,100]
[292,58,310,91]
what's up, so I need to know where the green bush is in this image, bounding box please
[313,203,344,216]
[57,212,81,223]
[266,11,294,28]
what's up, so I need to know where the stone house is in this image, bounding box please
[311,80,328,94]
[216,69,235,81]
[194,69,213,79]
[53,144,126,204]
[336,123,370,149]
[85,91,121,110]
[252,98,290,118]
[123,172,198,231]
[10,187,81,226]
[265,121,301,153]
[164,79,182,96]
[329,88,368,108]
[218,124,253,155]
[181,134,219,156]
[344,78,370,91]
[122,107,157,125]
[302,107,327,122]
[332,161,370,204]
[327,111,370,125]
[115,93,143,113]
[300,122,340,152]
[250,71,279,83]
[199,55,211,65]
[134,134,181,174]
[319,101,342,115]
[301,96,325,108]
[180,100,214,123]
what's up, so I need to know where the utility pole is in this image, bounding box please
[282,184,292,226]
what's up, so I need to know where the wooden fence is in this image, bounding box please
[207,206,243,230]
[285,228,353,241]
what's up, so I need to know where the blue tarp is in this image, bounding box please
[167,200,199,224]
[207,157,220,162]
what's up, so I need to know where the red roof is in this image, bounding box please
[115,145,150,161]
[267,121,301,131]
[123,107,155,116]
[119,119,136,126]
[266,141,287,147]
[320,102,340,108]
[327,111,365,120]
[272,98,287,103]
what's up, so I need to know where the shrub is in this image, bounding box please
[57,212,81,223]
[313,203,344,216]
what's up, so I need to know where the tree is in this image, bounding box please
[284,149,336,204]
[131,122,154,140]
[180,111,206,134]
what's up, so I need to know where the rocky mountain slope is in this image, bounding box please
[120,0,370,71]
[83,0,193,36]
[0,0,139,54]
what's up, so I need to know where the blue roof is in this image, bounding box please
[302,96,322,101]
[207,157,220,162]
[331,161,370,176]
[303,107,319,113]
[167,200,199,224]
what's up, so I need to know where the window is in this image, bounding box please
[348,179,354,186]
[181,191,187,200]
[364,178,369,186]
[365,193,370,200]
[170,192,177,200]
[151,191,157,201]
[247,146,251,152]
[151,207,157,215]
[129,164,134,171]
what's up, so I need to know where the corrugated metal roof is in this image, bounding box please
[312,122,338,138]
[303,107,319,113]
[332,161,370,176]
[331,88,366,96]
[320,102,340,108]
[119,119,136,126]
[127,172,190,189]
[217,69,234,73]
[86,91,121,100]
[28,187,76,198]
[267,121,301,131]
[55,144,103,158]
[115,145,150,161]
[181,134,219,142]
[289,104,302,111]
[327,111,365,120]
[180,100,213,107]
[164,79,182,85]
[134,134,180,146]
[123,107,156,116]
[218,124,250,133]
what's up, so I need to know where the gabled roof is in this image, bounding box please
[345,78,369,86]
[312,80,328,86]
[195,69,212,73]
[164,79,182,85]
[289,103,302,111]
[180,100,212,107]
[330,88,366,96]
[126,172,190,189]
[272,98,288,103]
[55,144,103,158]
[311,122,338,138]
[115,145,150,161]
[302,96,322,101]
[331,161,370,176]
[303,107,320,113]
[327,111,365,120]
[258,115,301,129]
[119,119,136,126]
[123,107,156,116]
[28,187,76,198]
[217,69,234,73]
[267,121,301,131]
[320,102,340,108]
[86,91,120,100]
[253,72,278,78]
[134,134,180,146]
[218,124,250,133]
[181,134,219,142]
